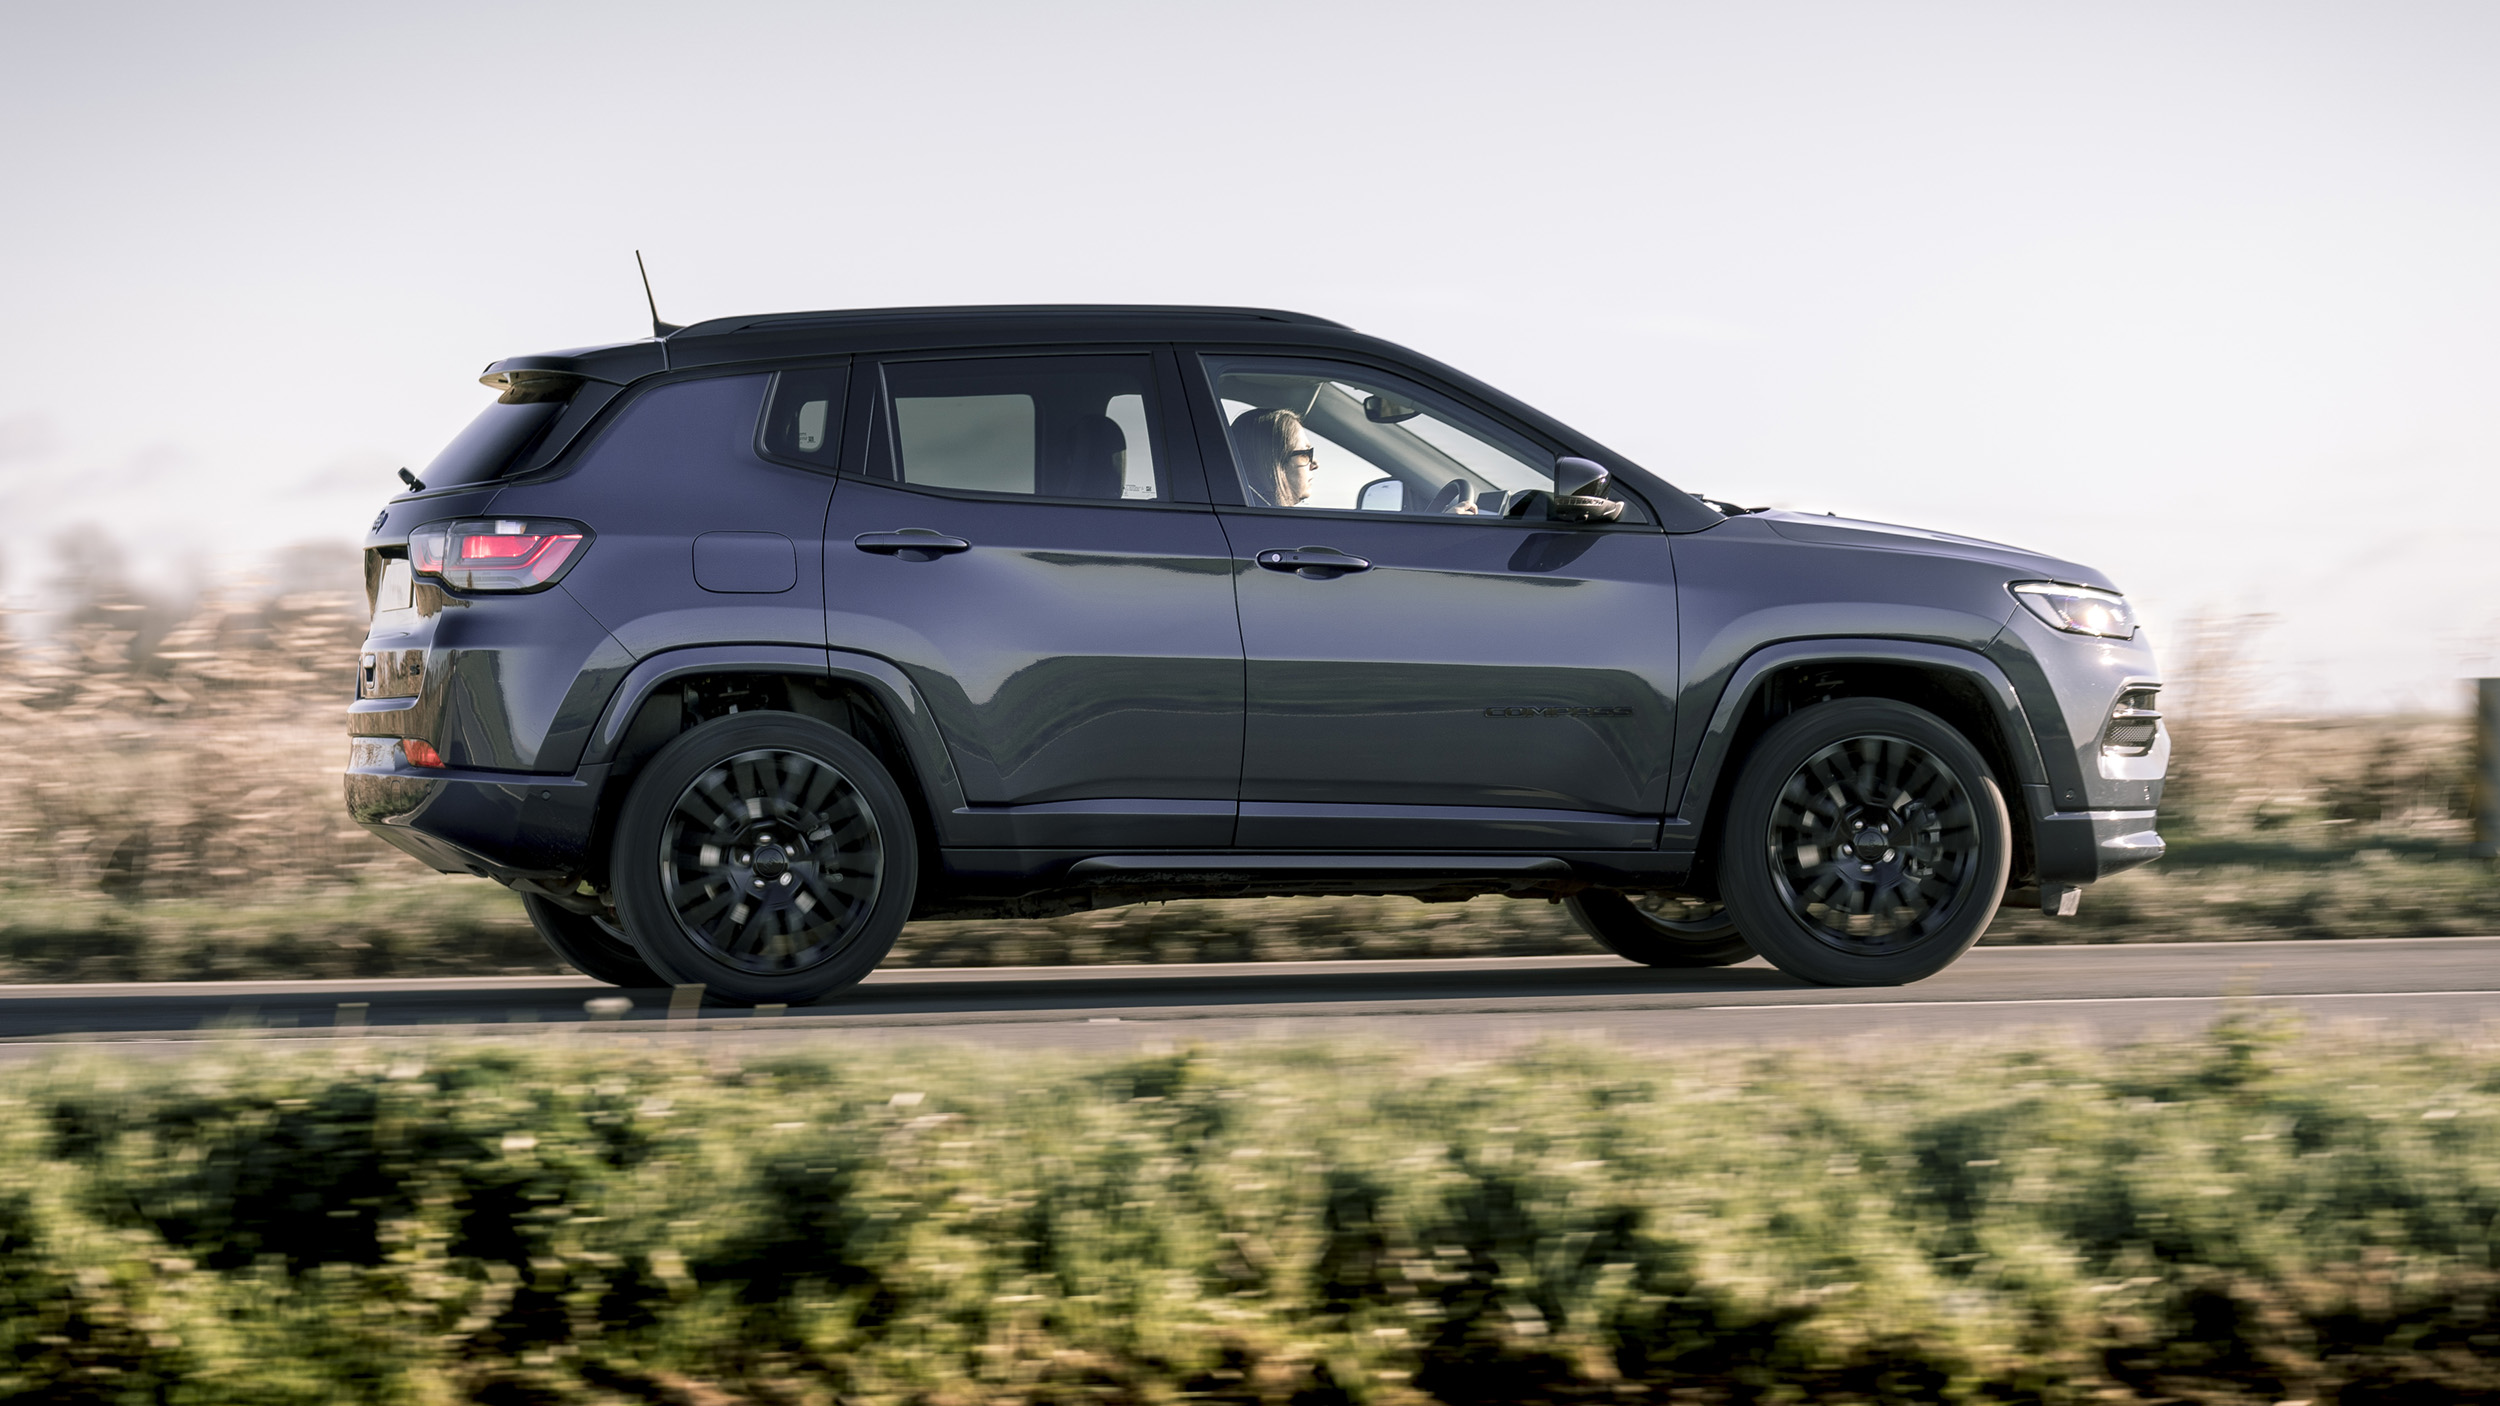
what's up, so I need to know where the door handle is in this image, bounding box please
[855,530,971,561]
[1255,547,1372,579]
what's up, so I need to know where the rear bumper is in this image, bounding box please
[346,759,609,883]
[2024,786,2164,885]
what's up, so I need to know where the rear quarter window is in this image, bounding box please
[757,364,850,471]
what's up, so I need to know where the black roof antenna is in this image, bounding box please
[635,250,683,338]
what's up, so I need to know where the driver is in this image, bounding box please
[1230,407,1316,506]
[1230,406,1480,513]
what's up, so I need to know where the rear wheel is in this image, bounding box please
[521,892,664,987]
[1566,889,1756,967]
[1718,699,2010,986]
[609,713,919,1006]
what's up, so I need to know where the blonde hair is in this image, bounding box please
[1229,407,1304,506]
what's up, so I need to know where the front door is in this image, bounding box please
[820,350,1243,849]
[1188,352,1678,850]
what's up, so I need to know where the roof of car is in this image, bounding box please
[675,304,1347,338]
[484,304,1362,384]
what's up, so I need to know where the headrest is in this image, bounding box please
[1045,414,1128,499]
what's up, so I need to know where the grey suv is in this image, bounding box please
[348,305,2166,1005]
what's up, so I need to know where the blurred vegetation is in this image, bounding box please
[0,1026,2494,1402]
[1980,617,2498,946]
[0,558,2491,983]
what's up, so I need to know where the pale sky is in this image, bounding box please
[4,1,2497,711]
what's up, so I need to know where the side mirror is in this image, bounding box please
[1553,456,1608,498]
[1549,456,1624,524]
[1355,477,1405,512]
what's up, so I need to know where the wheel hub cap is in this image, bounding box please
[1765,734,1979,955]
[658,748,883,974]
[1843,823,1895,866]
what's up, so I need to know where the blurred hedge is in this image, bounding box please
[3,1023,2496,1402]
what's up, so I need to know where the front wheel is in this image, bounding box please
[609,713,919,1006]
[1565,890,1756,967]
[1718,699,2010,986]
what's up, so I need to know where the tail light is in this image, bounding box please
[2101,687,2161,757]
[407,518,590,591]
[401,738,446,768]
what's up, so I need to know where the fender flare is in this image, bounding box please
[1668,637,2048,832]
[577,644,968,819]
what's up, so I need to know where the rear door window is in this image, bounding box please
[869,355,1168,501]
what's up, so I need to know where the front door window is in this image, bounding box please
[1203,356,1644,522]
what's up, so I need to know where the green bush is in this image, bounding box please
[2,1024,2495,1402]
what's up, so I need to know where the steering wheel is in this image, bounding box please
[1427,477,1471,514]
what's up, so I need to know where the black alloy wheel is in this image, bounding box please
[520,892,664,987]
[1719,698,2010,986]
[610,713,918,1006]
[1565,889,1756,967]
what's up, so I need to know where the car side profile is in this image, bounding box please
[348,305,2167,1005]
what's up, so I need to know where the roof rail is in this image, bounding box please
[669,304,1349,339]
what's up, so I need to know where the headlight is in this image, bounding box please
[2010,581,2137,639]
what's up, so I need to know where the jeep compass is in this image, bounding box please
[349,306,2166,1004]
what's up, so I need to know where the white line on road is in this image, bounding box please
[1700,990,2500,1010]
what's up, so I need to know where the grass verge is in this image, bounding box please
[3,1021,2495,1402]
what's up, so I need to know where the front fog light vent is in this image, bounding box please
[2101,688,2161,757]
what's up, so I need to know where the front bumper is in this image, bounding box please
[2023,784,2164,885]
[347,744,609,883]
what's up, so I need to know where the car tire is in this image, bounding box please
[1565,890,1756,967]
[609,713,919,1006]
[521,892,665,987]
[1718,699,2011,987]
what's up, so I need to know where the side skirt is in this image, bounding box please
[914,848,1697,920]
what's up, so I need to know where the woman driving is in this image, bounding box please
[1229,407,1317,507]
[1230,404,1481,513]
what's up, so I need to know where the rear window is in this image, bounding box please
[416,373,581,490]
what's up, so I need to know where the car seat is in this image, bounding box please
[1039,414,1127,499]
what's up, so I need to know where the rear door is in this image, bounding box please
[1184,351,1679,850]
[819,349,1243,849]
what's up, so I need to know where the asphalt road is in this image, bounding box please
[0,936,2493,1055]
